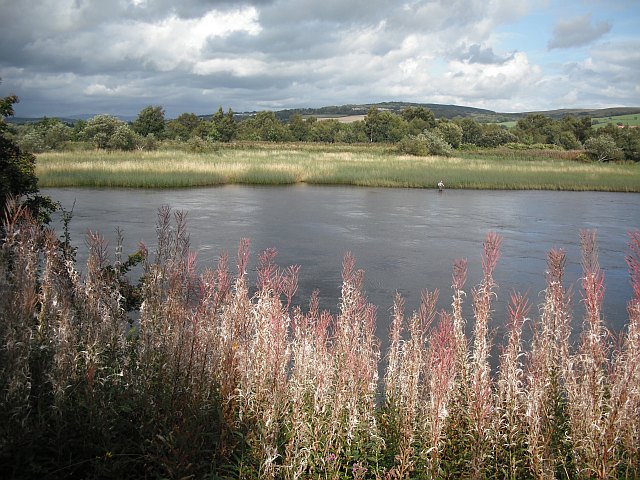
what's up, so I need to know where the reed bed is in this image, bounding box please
[35,145,640,191]
[1,199,639,478]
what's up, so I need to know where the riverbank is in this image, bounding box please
[36,143,640,191]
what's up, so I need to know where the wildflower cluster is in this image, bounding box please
[1,199,639,479]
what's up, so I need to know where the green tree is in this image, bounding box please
[513,113,561,145]
[364,107,407,142]
[82,114,141,150]
[560,115,592,143]
[310,119,341,143]
[83,114,125,148]
[238,111,291,142]
[108,124,139,150]
[17,117,71,152]
[166,113,202,141]
[401,106,436,130]
[0,90,55,221]
[584,134,624,162]
[557,131,581,150]
[435,121,463,149]
[288,113,311,141]
[133,105,166,138]
[398,130,452,156]
[615,128,640,161]
[335,120,368,143]
[456,118,483,145]
[477,124,518,147]
[209,107,237,142]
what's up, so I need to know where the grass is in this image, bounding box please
[36,143,640,191]
[592,113,640,129]
[1,199,639,478]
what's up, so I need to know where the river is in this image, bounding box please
[43,186,639,342]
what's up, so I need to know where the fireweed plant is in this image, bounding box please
[1,198,639,479]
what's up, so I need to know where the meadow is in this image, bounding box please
[1,199,639,479]
[35,143,640,191]
[592,113,640,129]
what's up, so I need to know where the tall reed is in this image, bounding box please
[1,199,639,479]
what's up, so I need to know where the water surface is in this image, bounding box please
[44,186,639,341]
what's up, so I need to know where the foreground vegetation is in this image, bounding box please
[1,199,639,479]
[35,143,640,191]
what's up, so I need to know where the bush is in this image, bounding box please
[186,135,217,153]
[398,130,453,156]
[584,134,624,162]
[435,121,463,148]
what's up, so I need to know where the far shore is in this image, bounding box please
[36,143,640,192]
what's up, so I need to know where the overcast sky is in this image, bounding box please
[1,0,638,118]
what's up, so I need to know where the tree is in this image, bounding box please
[288,113,311,141]
[310,119,341,143]
[0,90,55,221]
[166,113,202,141]
[17,117,71,152]
[401,106,436,130]
[83,114,125,148]
[477,124,518,148]
[335,121,368,143]
[238,111,291,142]
[456,118,483,145]
[364,107,407,143]
[108,124,138,150]
[435,121,463,149]
[584,134,624,162]
[397,130,452,156]
[209,107,237,142]
[82,114,140,150]
[133,105,166,138]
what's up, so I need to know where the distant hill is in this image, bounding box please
[6,103,640,125]
[273,102,640,123]
[273,101,498,122]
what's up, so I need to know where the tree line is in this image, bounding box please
[8,104,640,161]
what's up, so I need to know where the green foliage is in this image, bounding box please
[166,112,202,141]
[238,111,291,142]
[401,106,437,132]
[17,117,72,153]
[132,105,166,138]
[108,124,139,151]
[186,135,217,153]
[209,107,237,142]
[435,121,463,148]
[398,130,453,157]
[0,90,55,222]
[584,134,624,162]
[456,117,484,145]
[477,125,518,148]
[364,107,408,142]
[310,119,341,143]
[288,113,312,141]
[80,115,140,151]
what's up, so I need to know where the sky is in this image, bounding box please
[0,0,639,118]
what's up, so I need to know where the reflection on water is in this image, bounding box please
[43,186,640,342]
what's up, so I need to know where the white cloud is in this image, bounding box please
[1,0,638,117]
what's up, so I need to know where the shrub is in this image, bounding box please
[585,134,625,162]
[398,130,453,157]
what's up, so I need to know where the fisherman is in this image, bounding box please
[437,180,444,192]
